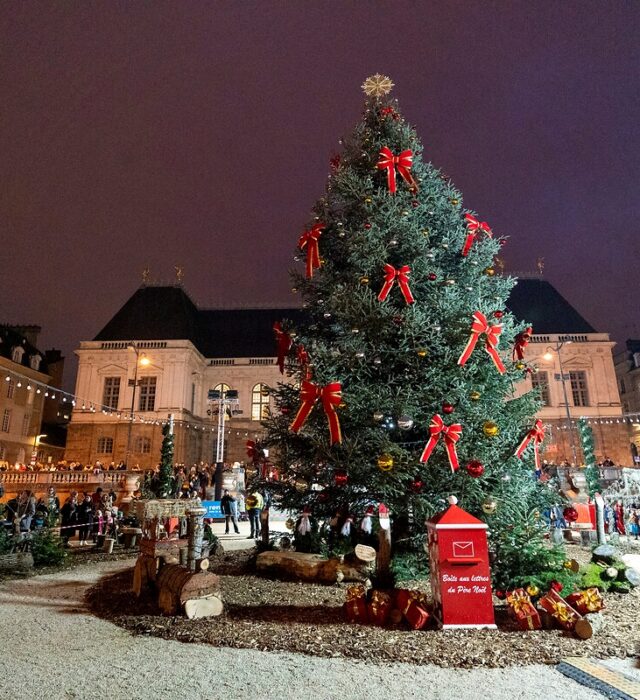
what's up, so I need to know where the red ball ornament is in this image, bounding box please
[428,273,437,281]
[495,590,506,600]
[493,310,504,319]
[550,581,563,593]
[563,506,579,523]
[364,222,372,230]
[465,460,485,478]
[334,469,348,487]
[392,315,405,326]
[442,402,455,415]
[410,478,423,493]
[280,406,291,415]
[412,200,419,208]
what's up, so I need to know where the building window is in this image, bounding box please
[29,354,42,371]
[531,371,551,406]
[569,371,589,407]
[11,346,24,364]
[0,443,5,461]
[16,447,25,464]
[2,409,11,433]
[191,383,196,414]
[97,437,114,454]
[102,377,121,410]
[620,378,626,395]
[138,377,157,412]
[6,379,15,399]
[251,383,270,421]
[22,412,31,437]
[134,436,152,454]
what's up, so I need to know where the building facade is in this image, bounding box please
[614,339,640,460]
[65,279,629,469]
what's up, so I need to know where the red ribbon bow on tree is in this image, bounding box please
[273,322,293,374]
[378,264,415,304]
[420,414,463,472]
[298,223,325,278]
[515,419,545,470]
[461,214,493,257]
[289,380,343,445]
[296,344,312,380]
[513,326,533,361]
[376,147,416,194]
[457,311,506,374]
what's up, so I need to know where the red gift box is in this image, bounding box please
[367,590,392,626]
[506,588,541,630]
[538,588,581,631]
[344,584,368,624]
[395,589,430,630]
[566,588,605,615]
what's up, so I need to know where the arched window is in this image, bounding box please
[29,354,42,371]
[16,447,25,464]
[11,346,25,364]
[251,383,270,421]
[134,436,152,454]
[214,383,231,397]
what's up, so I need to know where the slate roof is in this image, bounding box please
[94,279,597,358]
[0,325,48,374]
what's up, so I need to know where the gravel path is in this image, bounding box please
[0,561,605,700]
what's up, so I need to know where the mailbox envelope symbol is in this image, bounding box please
[452,541,475,558]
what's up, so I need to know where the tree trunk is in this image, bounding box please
[184,595,223,619]
[156,563,220,615]
[261,508,270,547]
[574,612,605,639]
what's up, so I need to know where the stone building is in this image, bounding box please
[0,325,66,466]
[614,339,640,461]
[65,278,628,469]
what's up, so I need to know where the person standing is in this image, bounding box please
[60,492,78,547]
[220,489,240,534]
[245,489,263,539]
[77,492,95,546]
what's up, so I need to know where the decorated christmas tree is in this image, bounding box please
[262,76,569,588]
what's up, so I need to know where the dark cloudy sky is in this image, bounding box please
[1,1,638,387]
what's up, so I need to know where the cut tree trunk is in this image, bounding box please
[184,595,223,619]
[256,550,371,584]
[574,612,605,640]
[132,554,159,597]
[376,526,392,587]
[156,563,221,616]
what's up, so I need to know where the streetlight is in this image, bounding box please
[31,433,47,467]
[125,343,148,468]
[543,340,577,465]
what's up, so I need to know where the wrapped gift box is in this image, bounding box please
[367,590,392,626]
[506,588,541,630]
[344,584,368,624]
[538,588,581,631]
[395,589,430,630]
[566,588,605,615]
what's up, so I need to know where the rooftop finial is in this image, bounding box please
[536,257,545,276]
[142,266,150,285]
[175,265,184,284]
[362,74,394,97]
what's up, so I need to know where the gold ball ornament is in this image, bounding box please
[364,197,372,204]
[469,391,481,401]
[285,518,295,531]
[564,559,580,573]
[377,453,394,471]
[360,276,369,285]
[481,497,498,515]
[294,479,308,493]
[482,421,500,437]
[526,584,540,597]
[515,361,525,370]
[451,198,459,206]
[484,267,496,277]
[417,348,429,358]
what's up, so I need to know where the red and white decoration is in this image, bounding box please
[515,419,546,470]
[457,311,506,374]
[461,214,492,257]
[377,264,415,304]
[298,223,325,278]
[420,414,463,472]
[376,146,416,193]
[427,496,496,629]
[289,380,343,445]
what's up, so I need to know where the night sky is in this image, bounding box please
[1,2,638,388]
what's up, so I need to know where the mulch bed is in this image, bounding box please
[85,544,640,668]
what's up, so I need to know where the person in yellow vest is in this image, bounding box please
[245,489,263,539]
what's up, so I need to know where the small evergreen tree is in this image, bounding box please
[156,422,175,498]
[579,418,601,497]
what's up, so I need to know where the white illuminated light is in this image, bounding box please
[17,381,22,388]
[4,376,10,382]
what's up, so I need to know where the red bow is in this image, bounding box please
[296,344,312,379]
[378,264,415,304]
[513,326,533,361]
[420,414,462,472]
[273,322,293,374]
[462,214,492,257]
[457,311,506,374]
[298,223,325,278]
[376,146,416,194]
[290,380,342,445]
[515,419,545,470]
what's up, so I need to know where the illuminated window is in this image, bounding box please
[251,383,270,421]
[213,383,231,397]
[22,412,31,437]
[29,354,42,371]
[531,371,551,406]
[102,377,121,410]
[0,443,5,461]
[569,371,589,407]
[11,347,24,364]
[6,379,15,399]
[97,437,114,454]
[138,377,157,412]
[1,409,11,433]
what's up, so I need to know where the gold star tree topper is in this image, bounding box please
[362,74,394,97]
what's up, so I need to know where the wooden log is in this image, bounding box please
[574,612,605,640]
[376,526,392,587]
[196,558,209,572]
[256,551,371,584]
[184,595,223,619]
[179,547,188,566]
[156,563,220,615]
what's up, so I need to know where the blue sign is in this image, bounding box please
[201,500,223,519]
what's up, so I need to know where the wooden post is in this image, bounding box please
[376,526,392,587]
[186,506,206,572]
[260,507,270,547]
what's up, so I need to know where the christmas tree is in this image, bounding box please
[262,76,567,588]
[156,420,175,498]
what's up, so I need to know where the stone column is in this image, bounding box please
[186,506,206,572]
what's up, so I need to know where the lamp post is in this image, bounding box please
[544,340,577,465]
[208,388,239,500]
[125,343,149,468]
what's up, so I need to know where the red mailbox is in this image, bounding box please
[426,496,496,629]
